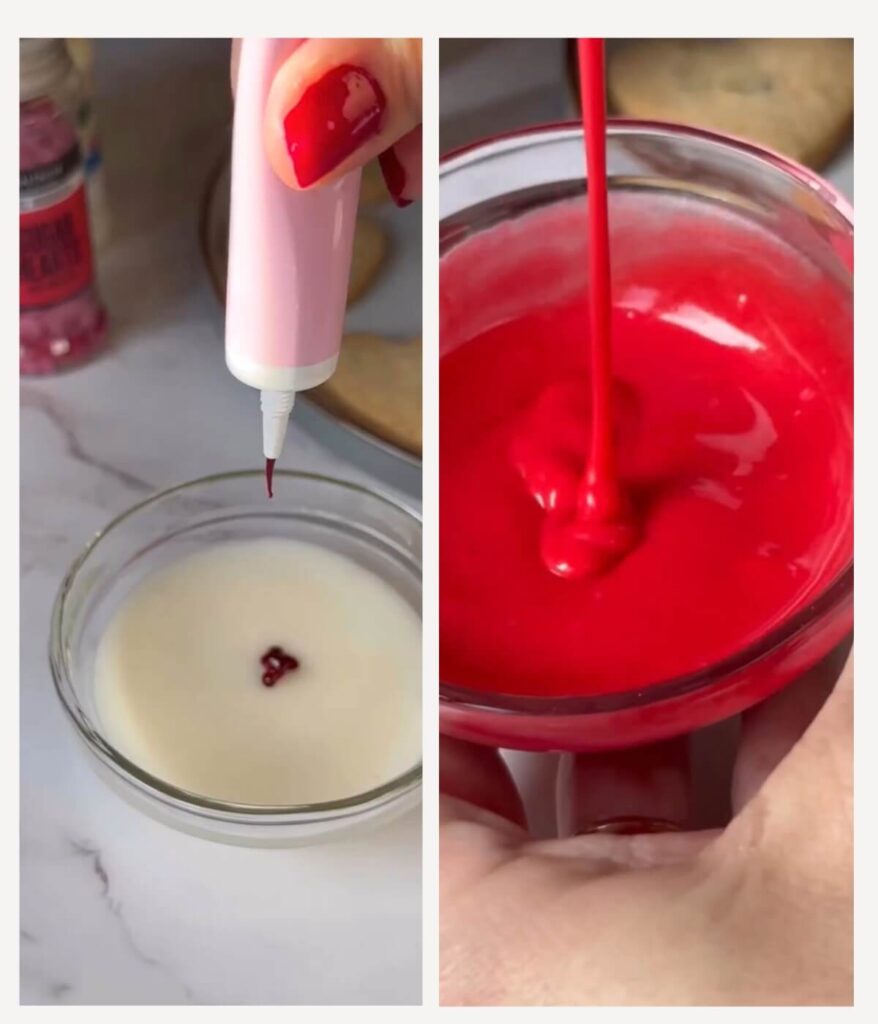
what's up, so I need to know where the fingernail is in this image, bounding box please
[282,64,386,188]
[378,146,412,207]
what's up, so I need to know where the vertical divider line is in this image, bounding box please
[419,31,441,1012]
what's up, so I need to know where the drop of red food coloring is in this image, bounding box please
[259,645,300,687]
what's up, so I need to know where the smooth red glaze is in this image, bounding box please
[438,52,852,750]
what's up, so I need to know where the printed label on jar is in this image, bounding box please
[19,143,81,196]
[20,185,94,310]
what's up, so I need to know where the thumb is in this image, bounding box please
[263,38,421,190]
[440,736,527,830]
[719,653,852,888]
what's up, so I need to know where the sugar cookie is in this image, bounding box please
[348,217,389,304]
[607,38,852,169]
[359,159,389,206]
[319,334,422,455]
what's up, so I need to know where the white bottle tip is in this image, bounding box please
[260,389,295,461]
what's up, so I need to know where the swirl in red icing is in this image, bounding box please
[508,379,640,577]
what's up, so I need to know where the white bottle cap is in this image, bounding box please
[261,389,296,461]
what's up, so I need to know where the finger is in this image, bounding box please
[712,653,852,1002]
[557,736,692,837]
[264,38,422,190]
[720,653,852,880]
[688,717,739,829]
[378,125,422,206]
[530,827,722,871]
[439,738,527,942]
[732,640,850,813]
[440,735,527,829]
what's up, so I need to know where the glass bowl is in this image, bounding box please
[50,471,422,845]
[439,121,853,752]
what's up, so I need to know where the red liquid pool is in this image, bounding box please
[440,193,852,715]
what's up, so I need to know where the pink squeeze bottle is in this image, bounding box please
[225,38,360,469]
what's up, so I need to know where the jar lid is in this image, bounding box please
[20,38,72,101]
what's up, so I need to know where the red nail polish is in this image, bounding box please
[283,64,386,187]
[378,147,412,207]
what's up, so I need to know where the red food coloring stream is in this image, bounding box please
[539,37,638,580]
[506,40,641,580]
[259,645,300,687]
[265,457,275,498]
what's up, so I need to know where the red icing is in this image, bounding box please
[440,193,852,698]
[540,39,639,580]
[259,646,300,687]
[439,41,851,702]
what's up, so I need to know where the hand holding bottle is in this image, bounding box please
[232,38,422,205]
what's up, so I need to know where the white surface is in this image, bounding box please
[440,38,853,834]
[95,539,421,806]
[21,40,420,1005]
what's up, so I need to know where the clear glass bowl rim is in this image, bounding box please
[49,469,423,823]
[439,119,853,718]
[440,118,854,224]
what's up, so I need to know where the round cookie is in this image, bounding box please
[607,39,852,169]
[348,217,389,304]
[359,159,389,206]
[318,334,422,455]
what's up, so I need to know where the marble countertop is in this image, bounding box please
[21,40,420,1006]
